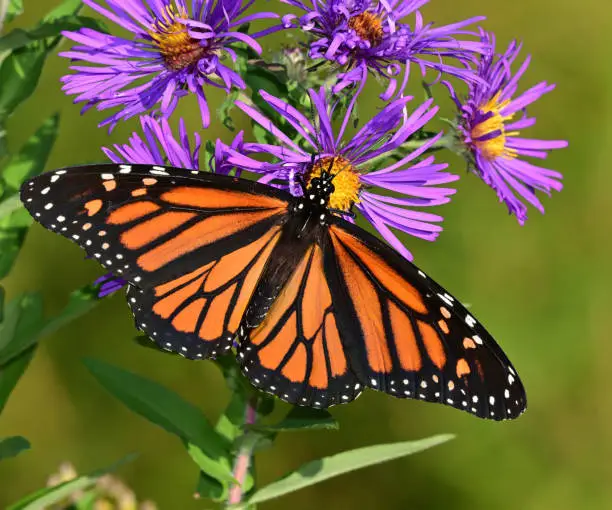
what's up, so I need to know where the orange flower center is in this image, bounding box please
[470,92,519,161]
[348,12,384,46]
[307,156,361,211]
[149,4,207,71]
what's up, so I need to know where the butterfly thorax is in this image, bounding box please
[291,171,338,228]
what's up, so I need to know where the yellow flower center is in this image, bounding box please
[348,12,384,46]
[307,156,361,211]
[470,92,519,161]
[149,4,206,71]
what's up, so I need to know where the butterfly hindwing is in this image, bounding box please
[127,225,283,358]
[237,240,362,408]
[327,222,527,420]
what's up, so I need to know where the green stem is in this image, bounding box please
[226,397,258,507]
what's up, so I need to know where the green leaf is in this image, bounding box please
[0,436,30,460]
[0,346,35,415]
[250,407,338,433]
[7,453,136,510]
[0,114,60,278]
[0,293,44,358]
[0,286,99,366]
[43,0,85,21]
[83,358,234,484]
[29,286,99,350]
[0,287,98,414]
[0,208,31,279]
[244,65,288,120]
[4,0,24,25]
[3,113,60,191]
[0,17,107,53]
[186,441,237,486]
[0,194,22,219]
[195,471,226,502]
[244,435,455,506]
[218,89,240,131]
[0,45,48,119]
[215,390,247,444]
[0,285,5,322]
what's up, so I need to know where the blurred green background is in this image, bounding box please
[1,0,610,508]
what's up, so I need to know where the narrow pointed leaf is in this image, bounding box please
[185,441,236,485]
[0,293,44,357]
[0,286,98,366]
[0,285,5,322]
[44,0,84,20]
[7,454,136,510]
[0,194,22,219]
[4,0,24,25]
[245,434,455,506]
[0,114,59,278]
[0,436,30,460]
[0,208,31,279]
[3,113,60,191]
[0,45,48,119]
[0,347,35,415]
[215,389,247,443]
[0,17,108,52]
[195,471,226,502]
[83,358,233,484]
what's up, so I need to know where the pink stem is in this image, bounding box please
[227,399,258,505]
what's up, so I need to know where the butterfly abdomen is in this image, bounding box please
[243,213,325,329]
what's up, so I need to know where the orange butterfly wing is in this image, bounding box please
[327,223,526,420]
[21,164,291,358]
[128,225,283,358]
[21,164,289,288]
[237,242,362,407]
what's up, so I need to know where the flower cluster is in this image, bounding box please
[59,0,568,293]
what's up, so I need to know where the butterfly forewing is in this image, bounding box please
[326,221,527,420]
[20,164,290,288]
[21,164,291,357]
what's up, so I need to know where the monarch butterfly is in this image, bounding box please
[21,163,526,420]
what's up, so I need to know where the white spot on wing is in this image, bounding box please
[437,293,453,307]
[465,315,477,328]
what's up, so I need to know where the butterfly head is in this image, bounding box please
[308,172,336,204]
[302,155,361,214]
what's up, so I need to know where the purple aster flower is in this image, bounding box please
[60,0,277,129]
[219,87,458,260]
[103,115,201,168]
[94,272,128,297]
[446,32,568,224]
[281,0,485,98]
